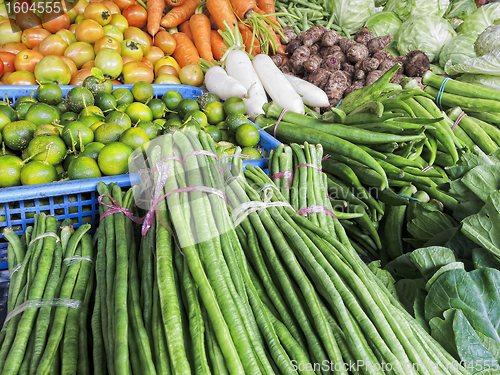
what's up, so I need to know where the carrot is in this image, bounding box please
[147,0,166,37]
[160,0,200,28]
[229,0,257,20]
[166,0,186,6]
[190,14,213,62]
[255,2,279,27]
[172,32,201,67]
[240,26,261,56]
[206,0,237,31]
[210,30,227,61]
[208,13,218,30]
[179,20,194,41]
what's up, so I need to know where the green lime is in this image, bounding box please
[90,122,105,132]
[15,102,33,120]
[0,111,10,133]
[120,127,149,150]
[226,135,237,145]
[14,95,37,110]
[25,103,60,126]
[205,125,222,142]
[0,155,23,187]
[2,120,37,151]
[98,142,133,175]
[241,147,261,160]
[80,105,104,118]
[126,102,153,124]
[147,98,167,119]
[54,163,64,177]
[117,103,129,112]
[95,92,118,114]
[61,111,79,122]
[181,121,202,133]
[94,122,125,144]
[20,161,58,185]
[112,88,134,106]
[204,101,225,124]
[83,75,113,96]
[27,135,67,165]
[235,123,259,147]
[63,154,79,171]
[225,113,248,133]
[216,121,227,130]
[65,87,94,113]
[0,106,17,122]
[80,114,105,127]
[220,129,230,141]
[79,142,105,160]
[177,98,199,119]
[36,83,63,105]
[68,156,102,180]
[34,124,60,137]
[197,92,220,110]
[167,112,181,121]
[105,111,132,129]
[223,97,246,116]
[62,123,94,150]
[164,119,182,133]
[55,100,68,114]
[183,110,207,128]
[162,90,183,111]
[137,121,160,140]
[131,81,154,103]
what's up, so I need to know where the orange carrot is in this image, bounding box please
[190,14,213,62]
[229,0,257,20]
[160,0,200,28]
[179,20,194,41]
[240,27,261,56]
[172,32,201,67]
[210,30,227,60]
[166,0,186,6]
[255,0,279,26]
[147,0,166,37]
[206,0,237,31]
[208,13,218,30]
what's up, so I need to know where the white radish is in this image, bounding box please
[226,49,268,119]
[204,66,247,100]
[252,54,305,115]
[284,74,330,107]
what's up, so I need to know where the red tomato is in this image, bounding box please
[64,41,95,68]
[0,42,27,55]
[111,79,121,84]
[122,61,153,84]
[70,68,93,85]
[69,24,77,34]
[113,0,136,11]
[72,0,89,15]
[81,60,95,69]
[21,27,50,49]
[38,34,69,56]
[101,1,121,15]
[6,70,37,85]
[141,57,152,69]
[84,3,112,26]
[76,19,104,44]
[14,49,43,72]
[122,56,134,65]
[1,72,12,84]
[94,36,121,54]
[155,64,179,78]
[0,59,4,78]
[0,52,16,73]
[122,4,147,29]
[16,11,42,30]
[154,31,176,55]
[124,26,150,55]
[42,9,71,34]
[145,46,164,66]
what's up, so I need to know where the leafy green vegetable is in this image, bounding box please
[364,11,402,44]
[473,248,500,270]
[327,0,375,35]
[475,24,500,56]
[445,50,500,76]
[457,2,500,35]
[395,0,450,22]
[461,166,500,203]
[429,309,460,359]
[368,260,397,296]
[439,32,477,68]
[444,0,477,20]
[457,74,500,91]
[395,278,426,314]
[407,246,456,278]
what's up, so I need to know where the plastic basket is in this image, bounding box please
[0,84,281,271]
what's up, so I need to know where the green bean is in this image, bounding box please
[78,264,94,375]
[92,277,106,375]
[204,307,229,375]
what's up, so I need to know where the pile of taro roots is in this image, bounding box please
[273,26,431,111]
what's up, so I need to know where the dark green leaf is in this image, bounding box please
[429,308,459,360]
[462,166,500,203]
[395,278,426,315]
[453,200,485,221]
[384,253,422,279]
[414,288,430,333]
[408,246,456,279]
[445,228,477,260]
[473,248,500,271]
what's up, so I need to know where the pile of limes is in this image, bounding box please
[0,78,262,188]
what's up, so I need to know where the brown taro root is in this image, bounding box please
[344,80,365,97]
[321,30,341,47]
[395,55,407,74]
[297,31,307,41]
[290,45,310,74]
[354,69,365,81]
[366,70,384,86]
[310,44,320,55]
[346,43,369,63]
[372,50,394,64]
[390,73,407,85]
[354,27,374,44]
[321,54,341,72]
[378,59,397,74]
[324,70,351,101]
[308,68,331,89]
[340,62,355,79]
[281,26,296,44]
[320,45,342,57]
[286,39,303,55]
[404,50,430,77]
[361,57,381,72]
[304,54,323,72]
[271,54,285,67]
[280,61,293,75]
[303,25,327,47]
[339,38,357,54]
[367,35,393,54]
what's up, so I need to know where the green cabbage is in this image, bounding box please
[475,24,500,57]
[327,0,375,35]
[395,0,450,22]
[439,32,477,68]
[445,50,500,76]
[457,73,500,90]
[365,11,402,38]
[397,15,456,63]
[444,0,476,20]
[383,0,396,12]
[457,2,500,35]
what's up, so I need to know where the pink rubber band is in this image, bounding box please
[295,163,322,172]
[98,194,144,224]
[322,154,331,161]
[182,149,219,164]
[452,111,466,131]
[274,108,288,138]
[296,205,337,219]
[422,165,434,172]
[271,170,294,181]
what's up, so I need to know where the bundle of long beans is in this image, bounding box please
[0,214,94,375]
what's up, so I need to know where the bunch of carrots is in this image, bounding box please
[146,0,286,68]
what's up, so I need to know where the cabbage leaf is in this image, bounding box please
[327,0,375,35]
[457,2,500,35]
[457,74,500,90]
[364,11,402,38]
[444,0,477,20]
[445,50,500,76]
[395,0,450,22]
[439,32,477,68]
[475,24,500,57]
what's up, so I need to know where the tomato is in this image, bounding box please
[6,70,36,85]
[111,79,121,84]
[114,0,136,11]
[72,0,89,15]
[0,58,4,78]
[59,55,78,76]
[70,68,92,85]
[120,39,143,61]
[124,26,150,55]
[101,1,120,15]
[146,46,164,65]
[60,0,78,23]
[64,41,95,68]
[76,19,104,44]
[34,55,71,85]
[109,14,128,33]
[94,36,121,54]
[21,27,50,49]
[156,64,179,78]
[84,3,112,26]
[1,72,12,84]
[41,8,70,33]
[102,25,123,43]
[38,34,68,56]
[0,42,27,55]
[154,74,181,85]
[0,22,22,43]
[154,31,176,55]
[95,48,123,79]
[179,64,204,86]
[154,55,180,74]
[69,24,77,34]
[122,56,134,65]
[141,57,152,69]
[122,61,153,84]
[16,11,42,30]
[75,14,86,24]
[14,49,43,72]
[0,52,15,73]
[81,60,95,69]
[122,4,146,29]
[56,29,77,45]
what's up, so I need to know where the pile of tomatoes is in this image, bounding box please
[0,0,188,86]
